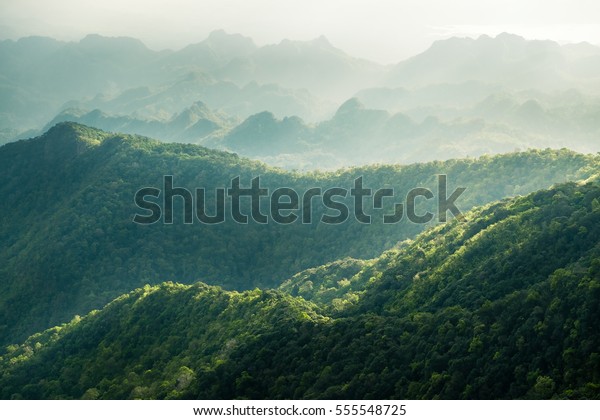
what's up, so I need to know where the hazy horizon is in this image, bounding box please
[1,0,599,64]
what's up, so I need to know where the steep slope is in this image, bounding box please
[0,282,325,399]
[0,123,597,345]
[2,179,599,399]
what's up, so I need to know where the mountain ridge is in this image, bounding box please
[2,175,599,399]
[1,123,597,345]
[6,30,599,145]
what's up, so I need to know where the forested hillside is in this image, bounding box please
[3,1,600,405]
[2,179,599,399]
[0,123,596,346]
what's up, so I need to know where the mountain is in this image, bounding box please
[223,91,600,169]
[0,34,163,134]
[43,101,235,144]
[0,123,596,345]
[0,31,337,137]
[354,81,506,120]
[13,34,162,99]
[221,111,312,154]
[51,89,600,171]
[163,29,257,72]
[386,33,600,92]
[77,71,330,123]
[3,31,600,169]
[2,177,599,399]
[469,91,600,148]
[220,36,386,100]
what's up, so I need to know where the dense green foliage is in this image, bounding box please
[0,283,325,399]
[278,257,371,311]
[1,123,597,345]
[1,179,599,399]
[3,29,600,401]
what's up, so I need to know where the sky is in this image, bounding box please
[0,0,599,63]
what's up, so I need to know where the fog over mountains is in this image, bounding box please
[2,24,600,401]
[2,30,600,169]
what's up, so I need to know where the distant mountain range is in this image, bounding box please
[3,31,599,169]
[386,33,600,91]
[25,91,600,171]
[45,101,235,144]
[0,30,378,134]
